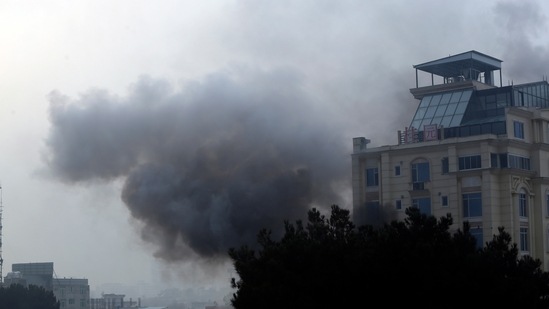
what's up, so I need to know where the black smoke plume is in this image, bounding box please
[44,68,349,262]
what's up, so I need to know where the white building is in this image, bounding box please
[53,278,90,309]
[90,293,124,309]
[352,50,549,269]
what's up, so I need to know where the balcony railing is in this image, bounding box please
[412,182,425,190]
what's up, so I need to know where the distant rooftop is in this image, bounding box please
[412,50,503,88]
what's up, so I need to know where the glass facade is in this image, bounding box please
[514,82,549,108]
[410,90,472,130]
[409,81,549,141]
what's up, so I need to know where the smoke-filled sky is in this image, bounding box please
[2,0,549,298]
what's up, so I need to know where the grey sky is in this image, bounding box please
[1,0,548,298]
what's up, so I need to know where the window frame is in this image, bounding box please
[441,195,448,207]
[458,155,481,170]
[463,192,482,218]
[519,191,528,218]
[441,157,449,174]
[412,197,431,216]
[470,226,483,248]
[395,199,402,210]
[366,167,379,187]
[411,160,430,190]
[546,192,549,217]
[520,227,529,252]
[514,120,525,139]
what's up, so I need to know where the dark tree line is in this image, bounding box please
[0,284,59,309]
[229,205,549,309]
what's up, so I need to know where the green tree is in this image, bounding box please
[0,284,60,309]
[229,205,549,309]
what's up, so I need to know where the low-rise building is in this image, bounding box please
[3,262,90,308]
[53,278,90,309]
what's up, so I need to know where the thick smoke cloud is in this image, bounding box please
[495,1,549,84]
[44,68,349,262]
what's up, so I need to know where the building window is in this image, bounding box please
[514,120,524,139]
[411,161,430,190]
[546,193,549,217]
[394,165,401,176]
[69,299,75,305]
[463,192,482,217]
[490,153,498,168]
[395,199,402,210]
[546,226,549,252]
[492,153,530,170]
[441,195,448,207]
[470,227,483,248]
[412,197,431,216]
[508,154,530,170]
[441,157,449,174]
[458,155,481,170]
[366,168,379,187]
[520,227,529,252]
[366,201,380,209]
[519,190,528,218]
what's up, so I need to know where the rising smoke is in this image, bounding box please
[496,1,549,84]
[41,0,549,268]
[44,67,350,262]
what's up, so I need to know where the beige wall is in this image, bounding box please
[352,107,549,270]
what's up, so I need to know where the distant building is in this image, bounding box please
[53,278,90,309]
[352,50,549,270]
[3,262,90,309]
[3,270,25,286]
[11,262,54,290]
[90,293,125,309]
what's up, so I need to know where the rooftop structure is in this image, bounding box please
[413,50,502,88]
[399,51,549,145]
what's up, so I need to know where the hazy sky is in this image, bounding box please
[1,0,549,298]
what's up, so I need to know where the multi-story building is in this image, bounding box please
[352,50,549,270]
[11,262,54,290]
[4,262,90,309]
[53,278,90,309]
